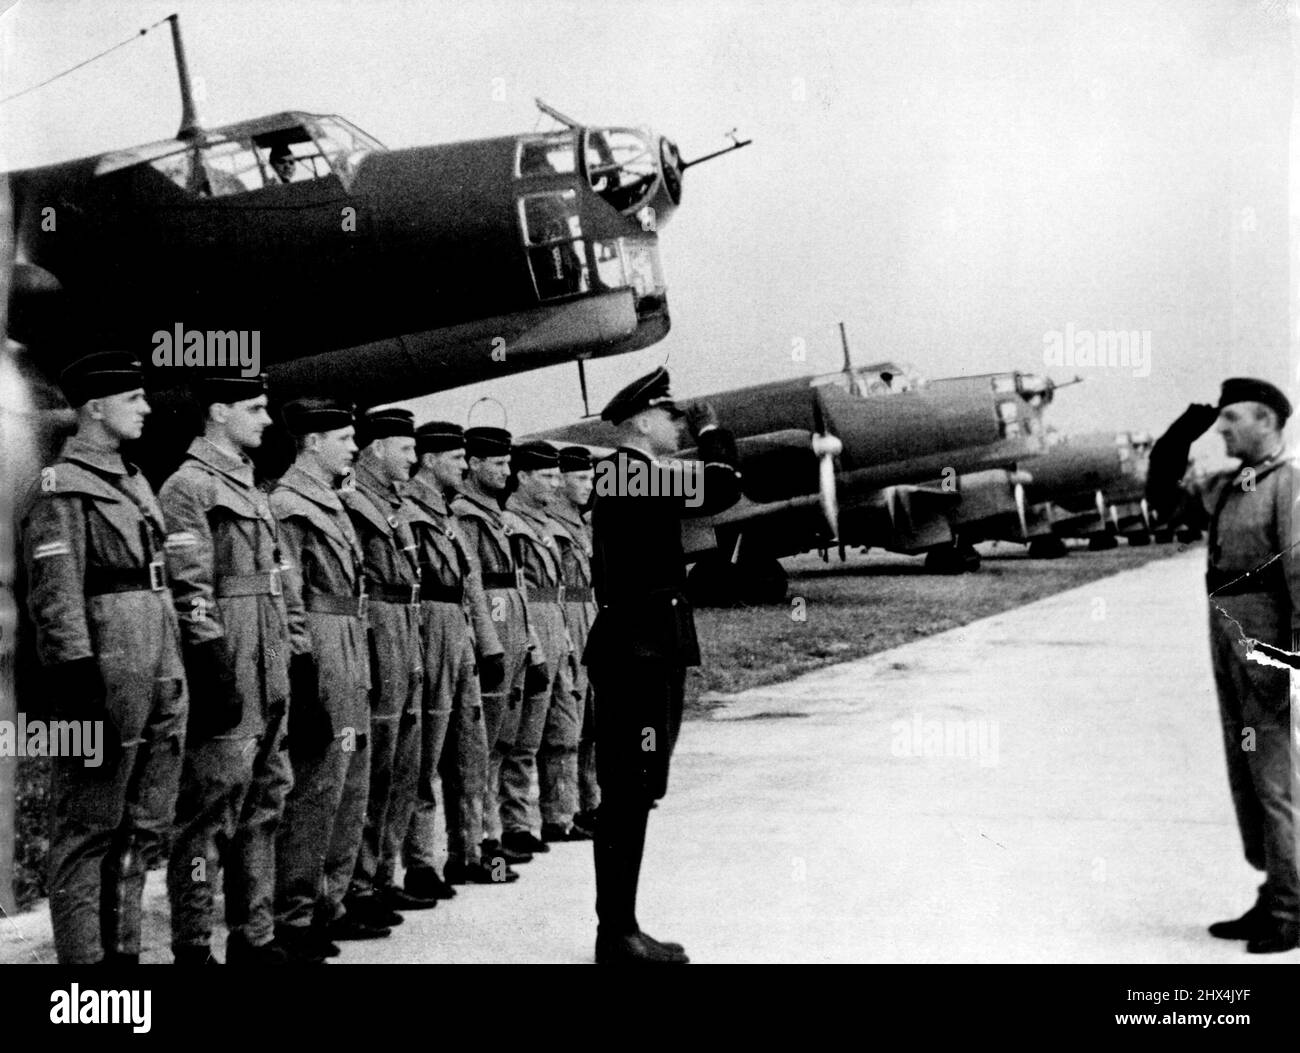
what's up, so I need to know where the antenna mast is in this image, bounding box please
[169,14,202,140]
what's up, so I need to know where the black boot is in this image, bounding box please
[403,866,456,901]
[1208,902,1270,940]
[275,924,327,965]
[171,945,218,966]
[502,829,550,855]
[225,933,289,965]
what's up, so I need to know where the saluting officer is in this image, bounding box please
[341,407,441,924]
[161,371,292,966]
[404,422,518,886]
[502,442,582,850]
[22,352,188,965]
[551,446,600,839]
[584,367,741,965]
[1147,377,1300,954]
[272,397,382,961]
[451,426,536,869]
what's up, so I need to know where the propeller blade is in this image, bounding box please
[1094,489,1107,528]
[1013,481,1028,539]
[811,433,842,540]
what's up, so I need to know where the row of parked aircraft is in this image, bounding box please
[4,16,1191,608]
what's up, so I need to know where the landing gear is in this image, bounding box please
[1124,531,1151,547]
[924,543,980,574]
[1175,527,1203,544]
[1087,534,1119,551]
[1027,536,1068,559]
[686,552,789,606]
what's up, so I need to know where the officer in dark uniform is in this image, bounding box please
[584,367,741,964]
[22,352,188,965]
[1147,377,1300,954]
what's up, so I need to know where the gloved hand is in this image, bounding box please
[50,656,119,761]
[683,401,720,440]
[288,652,333,757]
[1164,403,1219,443]
[478,652,505,692]
[524,657,550,695]
[184,638,243,742]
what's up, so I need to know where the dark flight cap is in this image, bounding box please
[282,396,354,436]
[1218,377,1291,424]
[558,446,593,472]
[59,352,145,406]
[600,366,684,424]
[415,421,465,456]
[357,407,415,446]
[194,371,268,407]
[465,426,513,458]
[512,441,560,473]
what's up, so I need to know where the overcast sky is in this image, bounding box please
[2,0,1295,458]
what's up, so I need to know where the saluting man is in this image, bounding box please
[161,371,293,966]
[1146,377,1300,954]
[341,407,441,924]
[451,426,536,870]
[403,422,519,886]
[551,446,600,839]
[584,367,741,965]
[271,397,383,961]
[22,352,188,965]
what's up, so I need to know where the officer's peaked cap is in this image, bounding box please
[600,366,684,424]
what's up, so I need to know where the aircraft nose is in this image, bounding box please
[659,136,683,206]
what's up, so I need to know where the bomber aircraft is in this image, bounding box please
[534,345,1063,602]
[5,15,748,463]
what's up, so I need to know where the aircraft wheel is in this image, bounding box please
[1175,527,1203,544]
[1027,537,1068,559]
[924,546,964,574]
[1124,532,1151,547]
[1088,535,1119,551]
[737,557,789,604]
[956,544,981,572]
[687,554,788,606]
[1151,529,1174,544]
[686,554,733,607]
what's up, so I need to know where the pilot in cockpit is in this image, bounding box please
[269,143,299,185]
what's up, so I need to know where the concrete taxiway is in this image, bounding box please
[2,545,1292,963]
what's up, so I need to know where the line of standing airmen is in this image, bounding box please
[20,352,613,965]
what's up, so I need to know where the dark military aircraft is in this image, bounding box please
[871,429,1156,564]
[6,16,746,411]
[534,353,1061,601]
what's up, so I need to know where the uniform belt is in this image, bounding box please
[599,588,685,609]
[482,570,524,589]
[1206,563,1286,596]
[86,560,167,596]
[304,589,368,617]
[527,584,565,603]
[421,582,464,603]
[563,586,594,603]
[215,569,282,598]
[369,582,422,605]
